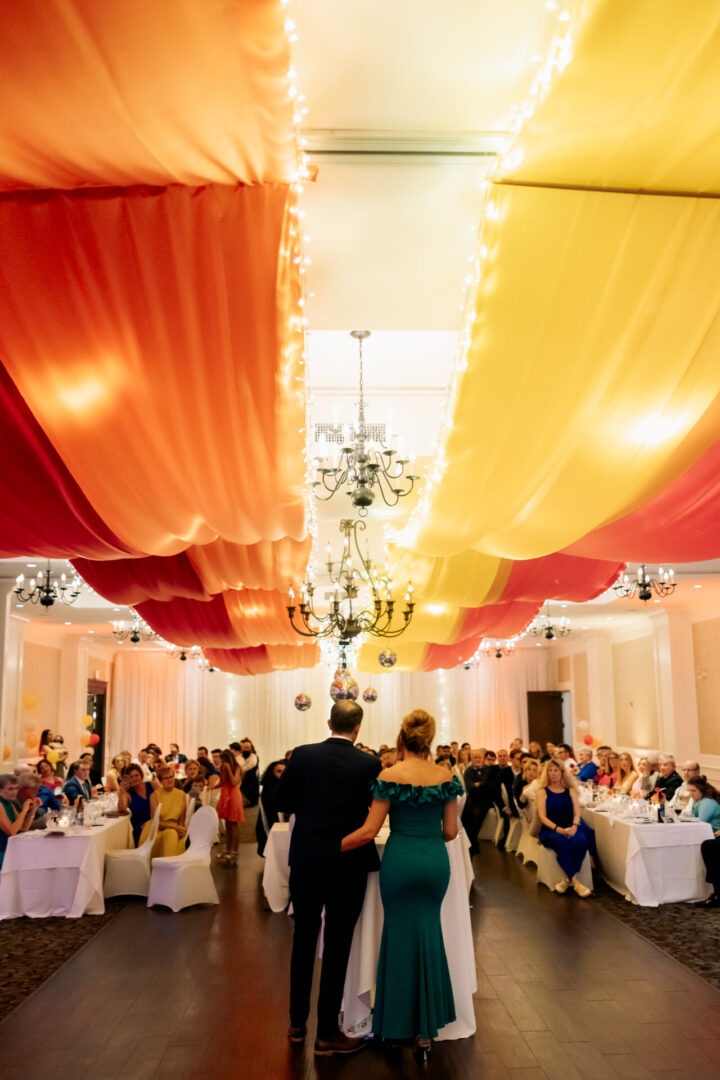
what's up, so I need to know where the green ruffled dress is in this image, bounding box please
[371,775,465,1040]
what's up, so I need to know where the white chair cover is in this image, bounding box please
[184,793,196,830]
[146,806,219,912]
[505,816,523,854]
[536,847,593,891]
[515,821,542,865]
[477,806,498,841]
[103,805,161,898]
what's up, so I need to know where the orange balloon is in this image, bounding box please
[21,716,37,732]
[80,733,92,747]
[81,714,94,728]
[2,744,10,761]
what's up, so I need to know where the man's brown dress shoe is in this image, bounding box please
[314,1033,367,1056]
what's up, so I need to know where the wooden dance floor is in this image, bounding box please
[2,843,720,1080]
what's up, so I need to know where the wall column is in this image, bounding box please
[0,578,25,760]
[651,610,699,763]
[58,637,89,762]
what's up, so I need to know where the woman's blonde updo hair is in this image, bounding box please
[397,709,436,757]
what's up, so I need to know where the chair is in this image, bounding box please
[103,806,161,898]
[536,846,593,892]
[505,816,523,854]
[184,793,197,831]
[477,806,498,841]
[147,806,219,912]
[515,820,542,866]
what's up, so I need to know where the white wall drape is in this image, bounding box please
[109,650,550,767]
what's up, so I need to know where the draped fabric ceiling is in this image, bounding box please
[386,0,720,671]
[3,0,719,675]
[0,0,316,676]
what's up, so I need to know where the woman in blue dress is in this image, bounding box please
[536,759,596,896]
[341,709,464,1059]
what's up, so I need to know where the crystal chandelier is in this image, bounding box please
[481,638,516,659]
[112,614,157,644]
[312,330,419,515]
[14,560,82,608]
[613,564,676,603]
[287,518,415,642]
[529,602,571,640]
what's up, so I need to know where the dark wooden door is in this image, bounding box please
[527,690,565,750]
[87,679,108,777]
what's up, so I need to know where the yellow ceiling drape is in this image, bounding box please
[505,0,720,194]
[399,182,720,560]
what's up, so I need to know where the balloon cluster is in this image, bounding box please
[378,650,397,668]
[330,670,360,702]
[294,693,312,712]
[362,687,378,703]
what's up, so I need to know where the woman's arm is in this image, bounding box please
[565,788,581,836]
[117,782,131,812]
[443,798,458,842]
[0,799,34,837]
[340,799,389,851]
[20,798,40,832]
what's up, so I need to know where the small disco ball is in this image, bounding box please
[362,687,378,703]
[378,649,397,668]
[330,673,360,702]
[294,693,312,712]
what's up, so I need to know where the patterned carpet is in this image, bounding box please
[0,900,127,1023]
[594,879,720,989]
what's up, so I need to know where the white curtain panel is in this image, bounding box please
[109,649,550,767]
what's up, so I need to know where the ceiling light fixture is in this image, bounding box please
[312,331,419,515]
[613,564,676,603]
[14,559,82,609]
[112,614,157,644]
[529,601,571,640]
[287,518,415,643]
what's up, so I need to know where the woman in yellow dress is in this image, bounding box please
[139,766,188,857]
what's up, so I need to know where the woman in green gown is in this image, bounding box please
[341,709,464,1057]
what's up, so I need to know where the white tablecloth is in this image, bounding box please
[582,807,713,907]
[262,823,476,1040]
[0,816,132,919]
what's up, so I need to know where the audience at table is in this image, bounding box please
[687,777,720,831]
[614,752,638,794]
[668,760,702,813]
[653,755,683,801]
[63,760,95,805]
[574,747,598,782]
[37,758,63,794]
[535,760,595,897]
[117,763,158,846]
[631,755,659,797]
[0,773,39,868]
[104,753,127,793]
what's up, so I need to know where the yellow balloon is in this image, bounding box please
[82,714,94,728]
[2,744,10,761]
[46,748,60,765]
[21,692,39,711]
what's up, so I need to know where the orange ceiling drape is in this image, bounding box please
[0,0,295,190]
[0,182,307,557]
[204,643,320,677]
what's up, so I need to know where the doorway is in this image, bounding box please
[86,678,108,777]
[527,690,570,751]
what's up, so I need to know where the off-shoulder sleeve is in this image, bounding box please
[370,776,465,803]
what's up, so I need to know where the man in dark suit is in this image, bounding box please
[275,699,381,1057]
[494,748,519,849]
[462,748,495,855]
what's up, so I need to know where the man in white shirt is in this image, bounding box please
[668,760,701,815]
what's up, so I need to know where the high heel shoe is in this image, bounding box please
[572,880,591,898]
[554,877,570,894]
[414,1038,432,1063]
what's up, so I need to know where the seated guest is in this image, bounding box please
[211,748,224,775]
[615,752,638,795]
[380,748,397,770]
[450,741,460,762]
[197,746,209,760]
[237,738,260,807]
[456,746,472,774]
[63,760,94,805]
[18,770,60,816]
[631,756,659,798]
[541,742,556,763]
[528,741,542,759]
[182,760,206,805]
[197,754,221,789]
[697,791,720,908]
[606,751,621,789]
[510,737,524,751]
[0,774,39,868]
[136,748,154,781]
[574,747,598,783]
[37,758,63,794]
[554,743,578,769]
[164,742,187,766]
[688,777,720,831]
[668,760,702,813]
[652,754,683,801]
[595,750,614,788]
[516,759,540,822]
[117,763,158,846]
[140,766,188,857]
[256,760,287,857]
[536,760,596,897]
[79,751,102,789]
[104,753,127,793]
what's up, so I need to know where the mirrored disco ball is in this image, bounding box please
[294,693,312,712]
[378,650,397,668]
[330,673,360,702]
[362,687,378,703]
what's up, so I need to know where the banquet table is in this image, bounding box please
[0,816,132,919]
[262,823,476,1040]
[581,807,713,907]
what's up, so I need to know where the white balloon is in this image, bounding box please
[577,720,590,731]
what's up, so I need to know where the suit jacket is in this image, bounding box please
[275,737,382,872]
[495,765,519,816]
[62,777,92,804]
[165,753,187,764]
[463,764,489,798]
